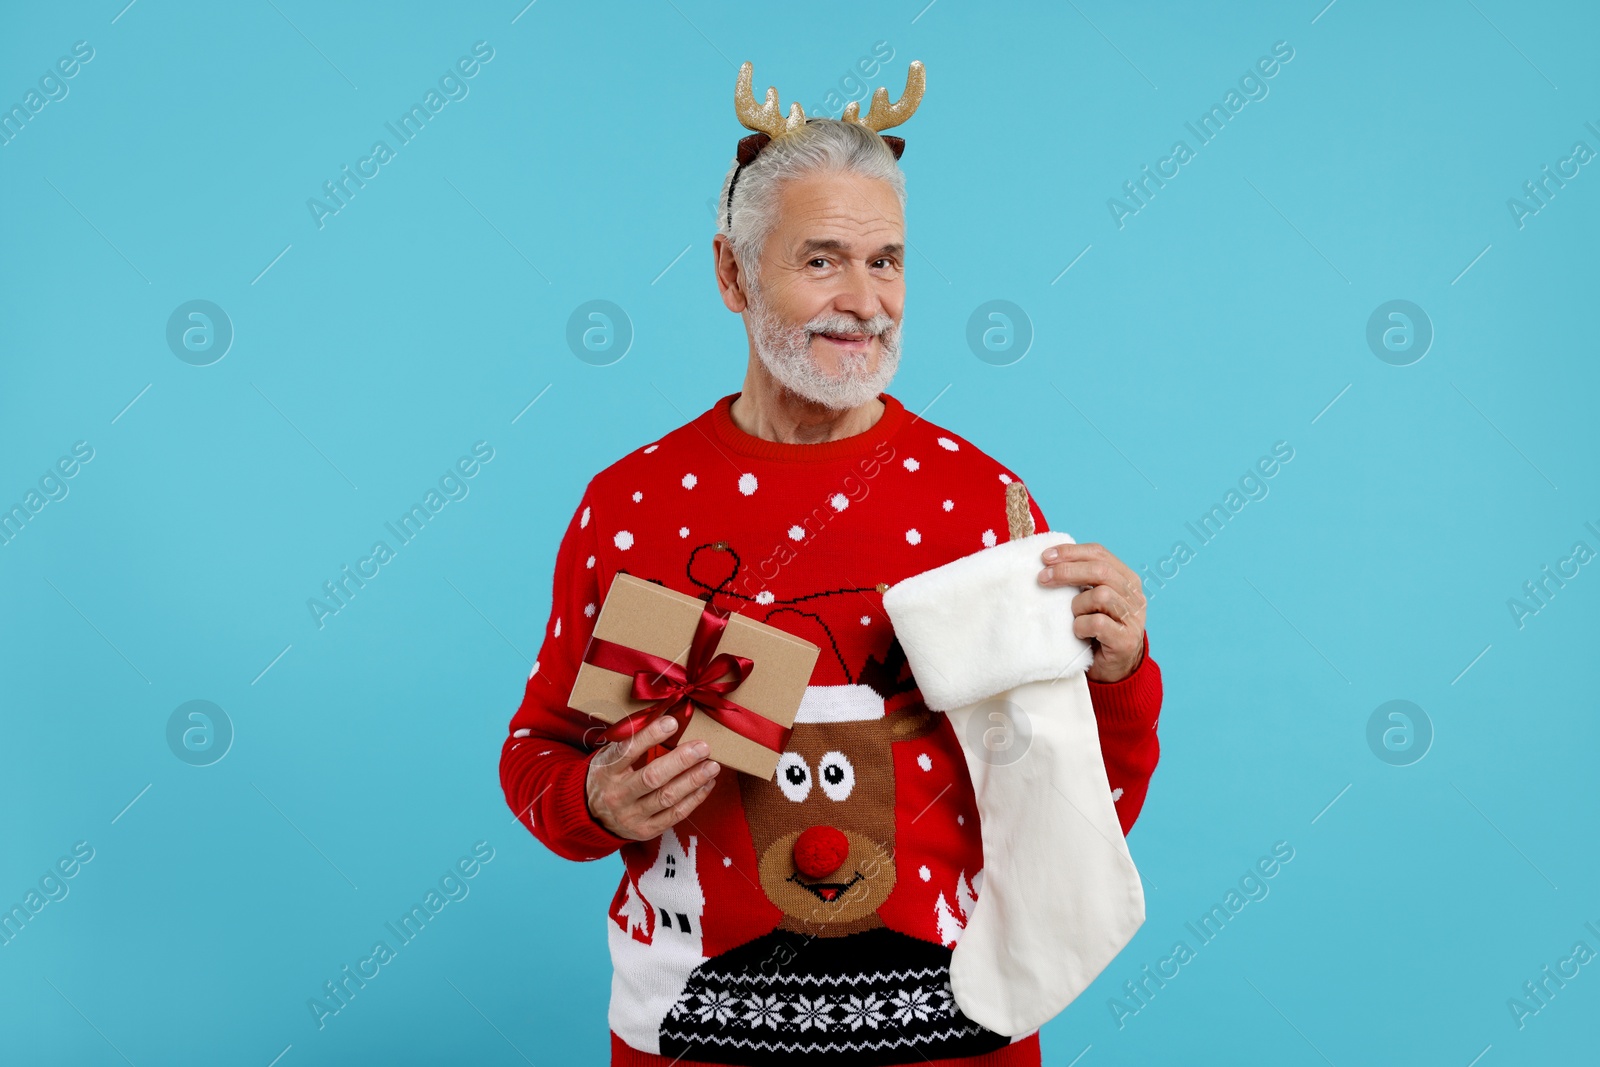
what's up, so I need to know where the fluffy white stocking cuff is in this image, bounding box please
[884,532,1094,712]
[883,529,1145,1036]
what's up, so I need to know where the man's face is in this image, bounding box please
[744,171,906,409]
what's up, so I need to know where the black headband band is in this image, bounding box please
[724,129,906,232]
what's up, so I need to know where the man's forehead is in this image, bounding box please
[793,235,905,258]
[774,178,904,254]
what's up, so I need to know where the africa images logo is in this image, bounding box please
[307,442,494,629]
[1107,41,1295,229]
[306,42,495,229]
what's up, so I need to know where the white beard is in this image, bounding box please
[747,293,901,411]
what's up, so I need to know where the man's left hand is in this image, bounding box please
[1037,542,1147,683]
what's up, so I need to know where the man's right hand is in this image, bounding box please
[586,716,721,841]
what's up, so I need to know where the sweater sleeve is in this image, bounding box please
[1086,631,1162,836]
[498,483,634,862]
[1025,489,1162,837]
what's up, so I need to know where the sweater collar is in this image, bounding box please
[707,392,908,463]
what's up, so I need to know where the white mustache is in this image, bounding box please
[806,313,896,338]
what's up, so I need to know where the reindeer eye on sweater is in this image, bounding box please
[818,751,855,801]
[776,752,812,802]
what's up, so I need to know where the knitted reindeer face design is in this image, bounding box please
[739,700,941,937]
[669,537,942,937]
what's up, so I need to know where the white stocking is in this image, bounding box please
[884,531,1146,1036]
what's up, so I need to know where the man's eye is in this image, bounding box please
[809,258,829,268]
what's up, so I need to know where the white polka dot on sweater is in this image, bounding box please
[580,506,590,528]
[643,444,659,454]
[632,490,643,502]
[528,660,540,679]
[682,473,697,490]
[755,590,775,605]
[916,752,932,771]
[614,530,634,550]
[830,493,848,511]
[906,529,921,545]
[553,618,562,637]
[513,728,531,738]
[957,814,964,826]
[584,603,596,617]
[903,457,920,472]
[918,865,931,882]
[738,473,758,495]
[860,615,871,625]
[586,555,595,568]
[937,437,959,451]
[942,499,954,512]
[999,473,1012,485]
[722,856,732,867]
[678,526,689,538]
[1112,787,1124,802]
[788,525,805,541]
[981,529,997,548]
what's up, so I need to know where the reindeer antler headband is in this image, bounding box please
[724,60,926,231]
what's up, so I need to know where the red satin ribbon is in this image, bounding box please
[583,604,792,754]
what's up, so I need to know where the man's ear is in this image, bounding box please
[712,234,749,314]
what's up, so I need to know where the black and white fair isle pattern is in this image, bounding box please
[659,926,1011,1065]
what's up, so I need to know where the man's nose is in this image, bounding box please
[833,266,882,323]
[793,825,849,879]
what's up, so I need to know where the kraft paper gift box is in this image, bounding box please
[568,573,820,780]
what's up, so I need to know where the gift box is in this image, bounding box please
[568,573,819,779]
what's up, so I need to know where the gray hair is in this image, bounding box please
[716,118,907,287]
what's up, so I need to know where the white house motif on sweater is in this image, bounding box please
[638,827,704,945]
[607,828,709,1055]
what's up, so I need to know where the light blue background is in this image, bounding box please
[3,1,1596,1064]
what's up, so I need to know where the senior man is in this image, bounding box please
[501,63,1162,1067]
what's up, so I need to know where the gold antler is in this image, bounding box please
[735,62,806,138]
[841,60,926,132]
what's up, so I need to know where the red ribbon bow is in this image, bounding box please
[583,603,792,755]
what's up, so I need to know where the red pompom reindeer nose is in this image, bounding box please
[793,825,849,879]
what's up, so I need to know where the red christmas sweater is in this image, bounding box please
[500,392,1162,1067]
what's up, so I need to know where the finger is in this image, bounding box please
[625,732,712,804]
[1073,611,1129,648]
[1041,544,1140,589]
[626,716,684,769]
[590,739,637,776]
[1075,585,1139,627]
[1075,566,1139,607]
[593,715,679,782]
[1040,542,1109,565]
[638,776,719,837]
[1037,559,1120,588]
[1071,584,1135,625]
[593,718,671,779]
[641,759,722,816]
